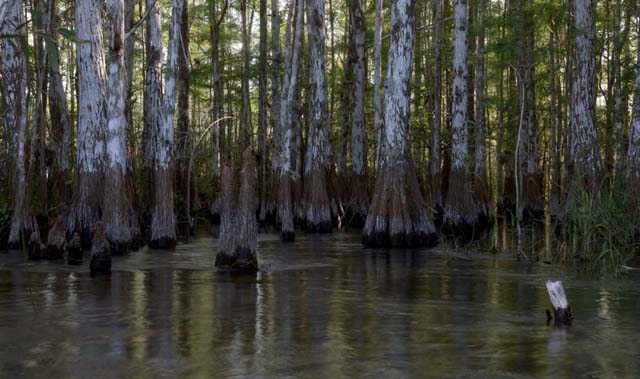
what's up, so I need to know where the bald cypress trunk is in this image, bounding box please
[69,0,108,248]
[265,0,281,222]
[549,30,561,217]
[569,0,603,197]
[429,0,443,211]
[177,0,191,231]
[347,0,368,226]
[303,0,332,232]
[240,0,252,152]
[104,0,132,253]
[443,0,480,239]
[613,0,624,178]
[258,0,268,221]
[626,20,640,188]
[149,0,183,248]
[362,0,437,248]
[474,0,490,223]
[2,0,36,248]
[373,0,383,170]
[210,0,227,220]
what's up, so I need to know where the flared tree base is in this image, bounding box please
[214,247,258,271]
[148,237,177,249]
[362,162,438,248]
[67,233,83,265]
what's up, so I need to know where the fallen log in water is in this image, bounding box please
[546,280,574,325]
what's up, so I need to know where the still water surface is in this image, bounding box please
[1,231,639,378]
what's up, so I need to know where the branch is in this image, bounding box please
[125,0,158,41]
[216,0,228,28]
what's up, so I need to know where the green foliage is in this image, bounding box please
[562,184,640,275]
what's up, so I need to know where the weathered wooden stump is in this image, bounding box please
[45,215,66,260]
[546,280,574,326]
[28,231,45,260]
[215,151,259,271]
[90,222,111,276]
[67,232,83,265]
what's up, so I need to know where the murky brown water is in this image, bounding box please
[1,231,639,378]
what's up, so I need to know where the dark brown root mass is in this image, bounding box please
[443,168,483,241]
[362,162,438,248]
[67,172,102,250]
[28,230,45,261]
[90,222,111,276]
[67,232,83,265]
[46,215,67,259]
[215,151,259,271]
[277,173,295,242]
[149,167,177,249]
[303,166,332,233]
[346,174,369,228]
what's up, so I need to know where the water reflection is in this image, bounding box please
[1,232,639,378]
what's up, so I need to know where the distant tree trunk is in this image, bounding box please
[143,0,163,233]
[373,0,383,169]
[626,20,640,187]
[473,0,490,222]
[549,30,561,217]
[265,0,281,221]
[258,0,268,221]
[69,0,108,248]
[46,0,72,205]
[177,0,191,229]
[429,0,443,211]
[347,0,368,225]
[240,0,252,152]
[337,13,351,179]
[569,0,603,197]
[2,0,36,248]
[149,0,183,248]
[104,0,132,253]
[443,0,480,239]
[362,0,437,248]
[210,0,227,219]
[613,0,624,178]
[304,0,332,232]
[277,0,304,241]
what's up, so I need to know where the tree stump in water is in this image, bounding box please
[215,151,259,271]
[90,222,111,276]
[28,231,45,260]
[67,232,83,265]
[546,280,574,325]
[45,215,66,260]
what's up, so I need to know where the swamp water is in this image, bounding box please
[1,231,639,378]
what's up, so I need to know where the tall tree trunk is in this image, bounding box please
[613,0,624,178]
[177,0,191,230]
[443,0,480,239]
[473,0,490,222]
[373,0,383,169]
[549,30,561,217]
[2,0,36,248]
[70,0,108,248]
[277,0,303,241]
[304,0,332,232]
[258,0,268,221]
[210,0,227,219]
[429,0,443,211]
[362,0,437,248]
[569,0,603,197]
[266,0,281,221]
[46,0,72,206]
[105,0,132,253]
[149,0,184,248]
[240,0,252,152]
[337,12,351,179]
[347,0,368,226]
[626,17,640,186]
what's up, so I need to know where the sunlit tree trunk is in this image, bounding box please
[473,0,490,222]
[46,0,72,205]
[177,0,191,230]
[443,0,480,238]
[277,0,303,241]
[362,0,437,248]
[69,0,108,248]
[240,0,252,152]
[104,0,132,253]
[258,0,268,221]
[549,30,561,217]
[626,21,640,186]
[149,0,184,248]
[2,0,35,248]
[373,0,383,169]
[265,0,281,221]
[346,0,368,225]
[429,0,443,211]
[569,0,603,197]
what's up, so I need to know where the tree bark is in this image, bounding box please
[149,0,184,248]
[347,0,368,226]
[362,0,437,248]
[613,0,624,178]
[258,0,268,222]
[240,0,252,152]
[177,0,191,230]
[69,0,108,248]
[104,0,133,253]
[2,0,36,248]
[443,0,481,239]
[569,0,603,197]
[373,0,383,169]
[429,0,443,211]
[266,0,281,222]
[626,19,640,186]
